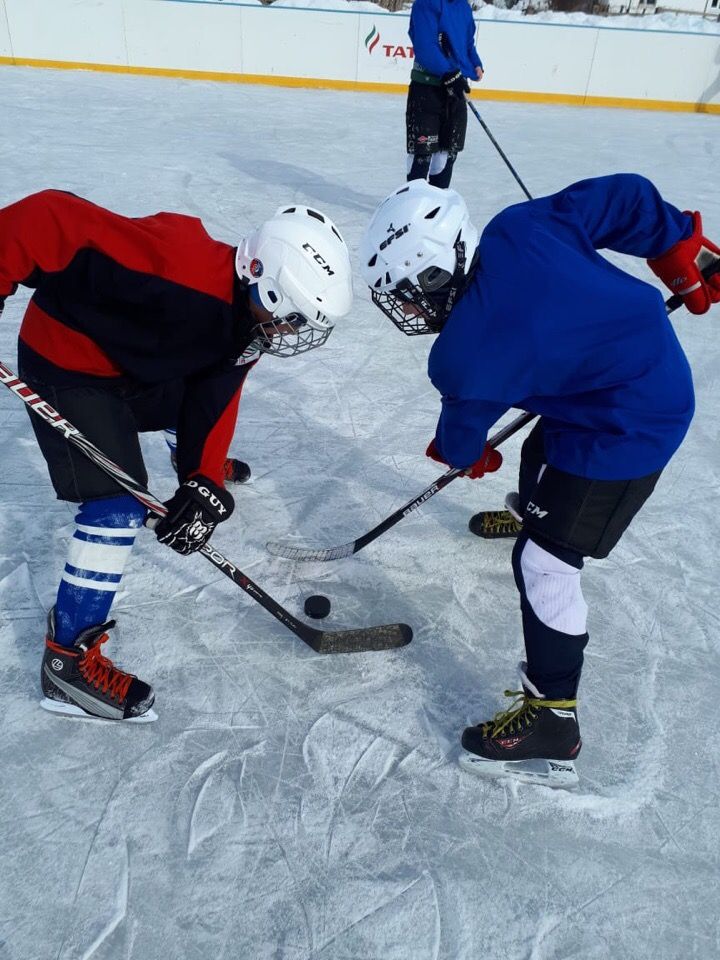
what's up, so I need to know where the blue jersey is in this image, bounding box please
[428,174,695,481]
[409,0,483,80]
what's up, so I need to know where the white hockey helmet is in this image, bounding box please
[360,180,479,335]
[236,205,353,357]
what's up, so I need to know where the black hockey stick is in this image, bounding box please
[266,410,536,562]
[0,361,412,654]
[466,99,533,201]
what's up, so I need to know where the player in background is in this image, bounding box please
[361,175,720,785]
[0,191,352,723]
[406,0,484,189]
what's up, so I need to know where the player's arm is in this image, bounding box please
[428,396,508,477]
[153,360,256,556]
[467,16,484,75]
[557,173,720,314]
[409,0,454,77]
[174,360,256,487]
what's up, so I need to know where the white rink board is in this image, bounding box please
[123,0,246,73]
[3,0,127,65]
[0,0,719,107]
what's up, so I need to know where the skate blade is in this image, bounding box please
[40,698,158,724]
[458,750,578,789]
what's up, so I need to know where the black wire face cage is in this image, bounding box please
[253,313,333,358]
[369,235,467,336]
[371,279,445,336]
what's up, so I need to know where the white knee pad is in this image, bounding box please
[429,151,449,175]
[520,539,588,636]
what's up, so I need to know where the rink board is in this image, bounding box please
[0,0,719,113]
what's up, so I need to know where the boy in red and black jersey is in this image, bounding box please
[0,189,353,722]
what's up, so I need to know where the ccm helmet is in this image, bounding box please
[236,205,353,357]
[360,180,478,334]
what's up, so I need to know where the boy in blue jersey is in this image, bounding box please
[406,0,484,188]
[361,175,720,785]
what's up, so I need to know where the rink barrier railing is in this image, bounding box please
[1,0,718,115]
[1,57,718,114]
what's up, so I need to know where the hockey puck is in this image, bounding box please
[304,595,331,619]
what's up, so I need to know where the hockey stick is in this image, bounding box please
[466,99,533,201]
[266,410,536,562]
[266,256,720,566]
[0,361,412,654]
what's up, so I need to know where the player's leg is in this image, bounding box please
[19,366,156,721]
[461,460,662,785]
[430,93,467,189]
[406,81,443,182]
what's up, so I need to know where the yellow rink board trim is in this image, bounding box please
[1,56,718,115]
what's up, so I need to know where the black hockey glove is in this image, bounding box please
[442,70,470,99]
[154,475,234,555]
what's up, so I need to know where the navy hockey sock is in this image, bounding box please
[407,154,432,181]
[54,495,146,647]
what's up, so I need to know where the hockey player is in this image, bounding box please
[406,0,484,189]
[0,190,352,722]
[361,175,720,785]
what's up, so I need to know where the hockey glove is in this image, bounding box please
[426,439,502,479]
[0,297,4,320]
[442,70,470,99]
[154,475,234,555]
[647,212,720,315]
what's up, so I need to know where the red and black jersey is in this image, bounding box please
[0,190,258,486]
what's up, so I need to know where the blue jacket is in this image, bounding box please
[428,174,695,481]
[409,0,483,80]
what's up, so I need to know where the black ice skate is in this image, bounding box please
[460,687,581,788]
[469,492,523,540]
[170,449,251,484]
[41,611,157,723]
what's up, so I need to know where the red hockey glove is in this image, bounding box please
[426,439,502,479]
[155,475,234,555]
[647,212,720,315]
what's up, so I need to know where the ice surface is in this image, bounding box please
[0,66,718,960]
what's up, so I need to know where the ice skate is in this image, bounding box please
[459,686,581,788]
[469,492,523,540]
[170,448,250,484]
[41,611,157,723]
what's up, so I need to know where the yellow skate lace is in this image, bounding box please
[482,690,577,737]
[482,511,522,536]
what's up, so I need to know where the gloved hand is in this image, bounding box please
[426,439,502,479]
[647,211,720,314]
[0,297,5,320]
[154,475,234,555]
[441,70,470,99]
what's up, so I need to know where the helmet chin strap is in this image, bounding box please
[427,235,469,332]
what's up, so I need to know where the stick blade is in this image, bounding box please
[303,622,413,655]
[266,539,356,562]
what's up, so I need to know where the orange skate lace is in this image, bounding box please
[79,636,133,703]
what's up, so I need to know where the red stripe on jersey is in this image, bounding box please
[191,385,244,487]
[20,301,122,377]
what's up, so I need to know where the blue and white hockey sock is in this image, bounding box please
[54,494,146,647]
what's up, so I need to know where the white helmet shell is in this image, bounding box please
[236,205,353,332]
[360,180,478,295]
